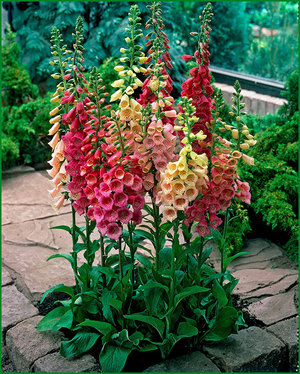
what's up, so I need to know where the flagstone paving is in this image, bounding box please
[2,167,298,372]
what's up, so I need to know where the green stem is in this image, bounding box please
[99,232,105,267]
[152,200,161,271]
[220,209,230,284]
[71,205,80,294]
[99,232,106,289]
[128,222,135,286]
[170,218,179,309]
[118,236,124,286]
[85,215,92,266]
[197,236,205,272]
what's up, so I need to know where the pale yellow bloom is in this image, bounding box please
[111,79,125,88]
[125,86,134,95]
[120,94,129,108]
[49,107,60,117]
[232,129,239,139]
[172,180,185,195]
[114,65,125,71]
[120,107,133,122]
[49,115,61,125]
[110,89,123,102]
[240,143,250,150]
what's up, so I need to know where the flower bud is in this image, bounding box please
[114,65,125,71]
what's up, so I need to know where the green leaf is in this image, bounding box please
[210,228,225,248]
[79,320,116,335]
[124,314,164,339]
[72,243,86,253]
[134,254,152,269]
[50,225,72,234]
[99,344,132,373]
[224,251,249,269]
[36,307,73,331]
[204,306,238,341]
[40,284,74,304]
[174,286,209,308]
[177,322,198,338]
[134,229,154,242]
[158,247,172,269]
[212,280,228,307]
[47,254,75,268]
[60,331,100,357]
[199,245,212,267]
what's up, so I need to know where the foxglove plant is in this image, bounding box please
[38,3,255,372]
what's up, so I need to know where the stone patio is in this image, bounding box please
[2,167,299,372]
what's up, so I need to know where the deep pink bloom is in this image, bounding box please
[99,182,111,197]
[106,223,122,240]
[114,192,128,207]
[94,206,104,221]
[132,209,142,225]
[117,207,133,224]
[104,209,118,222]
[110,179,123,193]
[123,172,134,187]
[99,196,113,210]
[131,176,143,191]
[131,194,145,210]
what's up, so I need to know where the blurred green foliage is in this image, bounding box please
[2,25,39,106]
[243,2,298,81]
[241,71,299,260]
[2,94,54,169]
[4,1,264,94]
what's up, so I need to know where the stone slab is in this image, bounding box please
[266,317,299,372]
[6,315,64,372]
[247,288,298,326]
[2,244,75,302]
[2,203,71,225]
[2,285,38,337]
[2,267,12,286]
[2,172,54,205]
[229,244,284,271]
[202,326,286,372]
[232,268,298,297]
[144,351,221,372]
[33,351,100,372]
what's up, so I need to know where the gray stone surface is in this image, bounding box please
[6,315,64,372]
[2,165,35,176]
[266,317,299,372]
[202,326,287,372]
[232,268,298,297]
[33,352,101,373]
[2,285,38,337]
[247,288,298,326]
[2,243,75,302]
[2,267,12,286]
[144,351,221,373]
